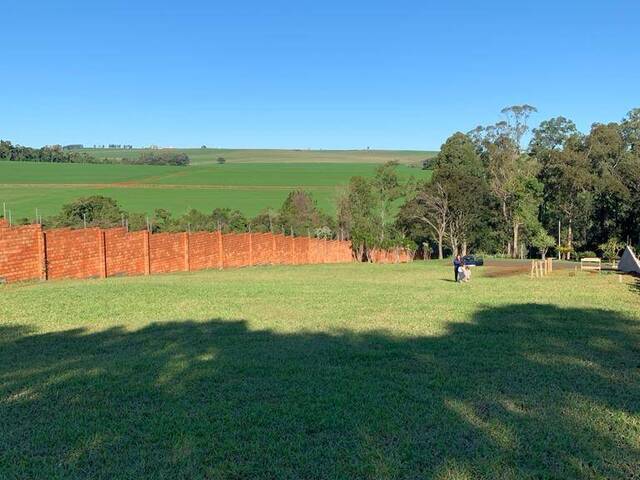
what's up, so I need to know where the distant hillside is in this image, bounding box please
[78,148,437,166]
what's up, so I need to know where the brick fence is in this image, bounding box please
[0,219,352,283]
[0,219,412,283]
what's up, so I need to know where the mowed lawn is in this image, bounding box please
[1,263,639,479]
[0,161,430,219]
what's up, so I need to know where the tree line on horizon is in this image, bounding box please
[0,141,190,166]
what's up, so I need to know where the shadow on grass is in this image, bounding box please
[1,304,639,479]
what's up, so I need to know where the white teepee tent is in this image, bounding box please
[618,246,640,274]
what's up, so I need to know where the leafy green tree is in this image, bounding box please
[251,208,279,233]
[278,190,332,236]
[177,209,215,232]
[338,177,381,260]
[211,208,248,233]
[530,226,556,259]
[599,237,624,265]
[53,196,124,228]
[130,150,190,166]
[397,180,449,259]
[529,116,578,154]
[372,161,403,245]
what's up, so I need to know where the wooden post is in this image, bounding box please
[143,230,151,275]
[184,232,190,272]
[530,260,534,279]
[217,230,224,270]
[98,229,107,278]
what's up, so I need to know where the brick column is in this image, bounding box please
[291,234,295,265]
[143,230,151,275]
[98,229,107,278]
[217,230,224,270]
[271,233,276,265]
[38,227,48,280]
[184,232,190,271]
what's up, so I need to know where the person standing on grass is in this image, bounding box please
[453,254,462,282]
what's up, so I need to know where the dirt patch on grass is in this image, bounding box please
[481,259,576,278]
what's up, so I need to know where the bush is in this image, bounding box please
[577,250,598,260]
[216,157,226,164]
[52,196,124,228]
[127,150,190,166]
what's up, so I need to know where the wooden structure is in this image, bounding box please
[580,257,601,272]
[530,258,553,278]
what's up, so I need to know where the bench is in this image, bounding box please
[580,257,601,272]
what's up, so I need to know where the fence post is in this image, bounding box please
[530,260,534,279]
[217,230,224,270]
[144,230,151,275]
[38,227,48,281]
[184,232,190,272]
[98,229,107,278]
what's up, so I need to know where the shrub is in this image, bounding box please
[127,150,190,166]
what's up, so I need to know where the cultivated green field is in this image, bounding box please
[78,147,437,165]
[1,263,638,478]
[0,160,430,219]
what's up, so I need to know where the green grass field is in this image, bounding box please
[1,263,638,478]
[0,160,430,219]
[78,147,437,165]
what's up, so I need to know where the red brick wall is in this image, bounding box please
[222,233,249,268]
[45,228,105,280]
[149,232,186,274]
[104,228,147,277]
[294,237,309,265]
[273,234,288,265]
[2,224,412,284]
[0,224,43,282]
[188,232,220,271]
[252,233,274,266]
[370,248,412,264]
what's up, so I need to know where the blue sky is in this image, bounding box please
[2,0,639,150]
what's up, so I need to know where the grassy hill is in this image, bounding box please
[0,158,431,220]
[1,262,638,478]
[78,147,437,166]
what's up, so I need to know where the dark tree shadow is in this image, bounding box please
[1,304,639,479]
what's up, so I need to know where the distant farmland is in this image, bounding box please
[0,157,432,220]
[77,147,437,166]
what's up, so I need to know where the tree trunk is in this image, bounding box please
[507,241,512,257]
[437,232,444,259]
[462,241,467,256]
[512,222,519,259]
[567,220,573,260]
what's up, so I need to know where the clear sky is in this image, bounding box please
[2,0,639,150]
